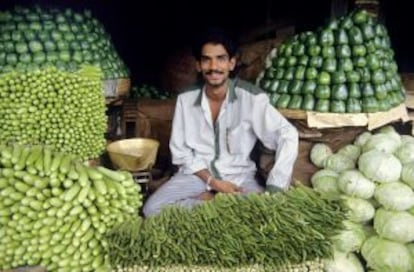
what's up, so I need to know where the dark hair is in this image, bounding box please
[192,27,238,61]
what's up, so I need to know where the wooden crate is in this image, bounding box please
[104,77,131,99]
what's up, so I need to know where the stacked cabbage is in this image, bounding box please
[310,126,414,271]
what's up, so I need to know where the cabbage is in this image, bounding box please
[324,153,355,173]
[358,149,402,183]
[362,236,412,272]
[332,220,366,253]
[401,162,414,188]
[311,169,338,182]
[311,175,341,196]
[374,182,414,211]
[401,135,414,145]
[362,133,401,154]
[323,251,364,272]
[394,143,414,164]
[374,209,414,243]
[336,144,361,162]
[354,131,372,147]
[343,196,375,223]
[310,143,332,168]
[337,170,375,199]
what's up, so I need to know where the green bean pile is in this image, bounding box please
[107,186,347,270]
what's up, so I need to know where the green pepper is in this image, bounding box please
[277,80,289,94]
[293,43,305,56]
[307,45,321,57]
[362,97,379,112]
[331,84,348,100]
[298,32,308,42]
[278,44,287,56]
[287,56,297,67]
[321,46,335,58]
[306,33,318,45]
[270,93,281,106]
[298,56,309,66]
[365,41,377,53]
[322,58,337,73]
[283,44,293,56]
[315,84,331,99]
[368,53,381,71]
[373,37,383,49]
[288,80,303,95]
[287,94,303,109]
[318,71,331,85]
[261,79,273,91]
[332,70,346,84]
[330,100,346,113]
[346,98,362,113]
[294,66,306,80]
[375,24,386,37]
[389,62,398,73]
[265,68,276,79]
[384,81,393,93]
[276,94,291,108]
[283,67,295,80]
[319,29,334,46]
[275,57,287,68]
[390,77,401,91]
[378,97,392,112]
[352,45,367,57]
[346,71,361,83]
[348,83,361,98]
[275,68,285,79]
[309,56,323,68]
[301,94,315,111]
[269,79,280,93]
[336,45,351,58]
[361,83,375,97]
[352,9,368,25]
[305,67,318,80]
[348,26,363,45]
[327,19,339,30]
[381,37,391,49]
[354,57,367,68]
[339,17,354,29]
[381,58,391,70]
[371,70,386,85]
[338,58,354,72]
[362,24,375,40]
[375,83,388,100]
[335,29,348,45]
[315,99,330,112]
[357,67,371,82]
[302,80,317,95]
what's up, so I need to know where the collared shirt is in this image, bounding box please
[169,78,298,189]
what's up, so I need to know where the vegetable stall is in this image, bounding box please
[0,4,413,272]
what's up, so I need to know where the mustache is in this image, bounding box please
[205,70,224,75]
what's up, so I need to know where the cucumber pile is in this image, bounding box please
[130,84,174,100]
[259,9,405,113]
[0,143,143,271]
[0,66,106,160]
[0,5,128,79]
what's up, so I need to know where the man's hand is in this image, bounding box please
[211,179,244,194]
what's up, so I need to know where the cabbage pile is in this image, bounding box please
[310,126,414,271]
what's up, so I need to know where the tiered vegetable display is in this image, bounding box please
[0,66,106,160]
[106,186,347,272]
[0,143,143,271]
[258,9,405,113]
[0,5,129,79]
[310,126,414,271]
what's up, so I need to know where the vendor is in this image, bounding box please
[143,27,298,216]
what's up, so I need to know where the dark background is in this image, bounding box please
[0,0,413,86]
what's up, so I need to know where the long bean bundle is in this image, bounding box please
[107,186,347,270]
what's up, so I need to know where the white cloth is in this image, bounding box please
[170,78,298,189]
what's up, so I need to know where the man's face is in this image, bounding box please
[196,43,236,88]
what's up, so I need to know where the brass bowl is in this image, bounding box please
[106,138,159,171]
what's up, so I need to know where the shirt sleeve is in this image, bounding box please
[169,96,207,174]
[251,93,299,189]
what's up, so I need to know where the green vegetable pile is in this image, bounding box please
[310,126,414,271]
[107,186,347,271]
[0,5,128,79]
[259,9,405,113]
[130,84,174,100]
[0,143,143,271]
[0,66,106,160]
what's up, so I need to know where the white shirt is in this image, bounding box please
[169,78,299,189]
